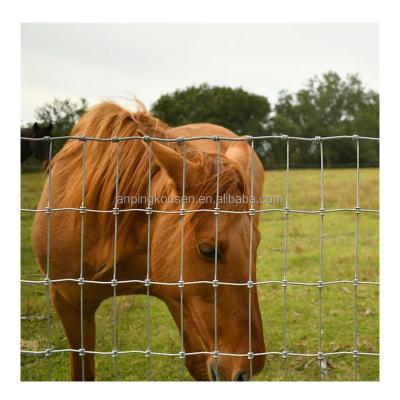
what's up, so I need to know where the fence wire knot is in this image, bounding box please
[78,348,85,357]
[178,280,184,288]
[112,207,120,215]
[144,278,151,287]
[281,134,288,141]
[212,135,220,141]
[111,278,118,287]
[352,350,358,358]
[247,280,254,288]
[111,137,120,143]
[78,277,85,286]
[44,206,52,214]
[282,350,288,359]
[79,206,86,214]
[282,279,288,288]
[212,279,219,288]
[352,134,359,141]
[284,207,289,216]
[43,278,50,286]
[145,349,152,358]
[247,351,254,360]
[314,136,321,143]
[353,278,359,287]
[213,350,219,359]
[45,348,52,357]
[213,207,220,215]
[143,135,151,143]
[112,349,119,358]
[178,351,185,359]
[79,135,87,142]
[246,135,254,144]
[248,208,256,216]
[145,207,153,215]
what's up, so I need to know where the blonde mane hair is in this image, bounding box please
[53,102,249,261]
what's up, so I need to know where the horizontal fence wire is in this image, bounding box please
[21,208,380,214]
[21,349,379,357]
[20,135,380,143]
[21,134,379,380]
[21,278,379,286]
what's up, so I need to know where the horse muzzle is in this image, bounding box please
[208,358,251,381]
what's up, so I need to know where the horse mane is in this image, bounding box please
[52,101,249,264]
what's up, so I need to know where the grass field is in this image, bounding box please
[21,167,379,381]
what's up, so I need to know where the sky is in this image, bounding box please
[21,23,379,124]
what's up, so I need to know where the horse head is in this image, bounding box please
[148,140,266,380]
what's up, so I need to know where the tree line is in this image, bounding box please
[29,71,379,169]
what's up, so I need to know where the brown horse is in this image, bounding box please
[31,102,266,381]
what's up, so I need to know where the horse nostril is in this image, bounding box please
[234,369,249,381]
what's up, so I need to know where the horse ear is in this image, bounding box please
[150,141,197,194]
[225,141,251,174]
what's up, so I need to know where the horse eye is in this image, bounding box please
[198,244,216,259]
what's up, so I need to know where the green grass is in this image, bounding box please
[21,168,379,381]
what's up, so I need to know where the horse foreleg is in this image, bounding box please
[51,286,97,381]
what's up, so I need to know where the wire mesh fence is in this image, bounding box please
[20,133,379,381]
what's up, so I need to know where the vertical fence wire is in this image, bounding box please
[318,138,326,378]
[179,139,186,379]
[248,138,255,380]
[213,139,221,380]
[145,139,153,380]
[353,136,360,380]
[79,138,87,380]
[283,137,289,379]
[45,138,53,380]
[112,139,120,380]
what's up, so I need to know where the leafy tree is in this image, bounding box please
[267,72,379,167]
[151,83,271,161]
[35,98,88,153]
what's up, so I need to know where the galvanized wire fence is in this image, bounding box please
[21,134,379,381]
